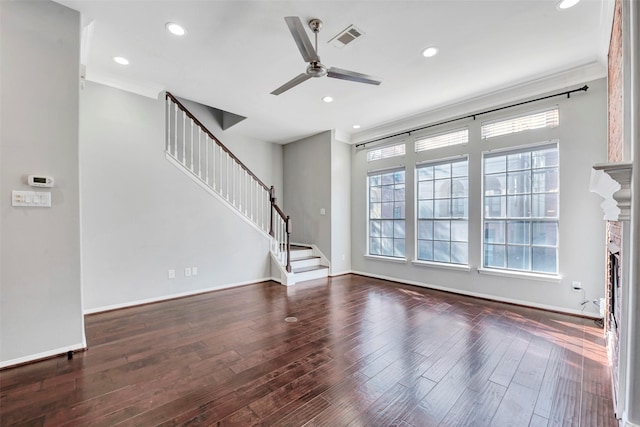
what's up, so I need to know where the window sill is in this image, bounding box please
[412,260,471,272]
[477,267,562,283]
[364,254,408,264]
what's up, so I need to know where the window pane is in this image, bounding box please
[381,238,394,256]
[370,186,381,202]
[532,221,557,246]
[434,220,451,240]
[532,193,558,218]
[451,220,468,242]
[485,244,506,268]
[370,220,381,237]
[507,245,531,270]
[532,169,558,193]
[418,240,433,261]
[451,178,468,197]
[382,186,394,202]
[451,198,468,217]
[418,200,434,219]
[532,147,558,168]
[507,221,531,245]
[451,242,468,264]
[394,221,406,239]
[485,174,506,196]
[435,179,451,198]
[485,156,506,174]
[418,166,434,180]
[434,241,451,262]
[370,203,381,219]
[394,171,405,184]
[532,246,557,273]
[485,196,506,217]
[452,160,468,177]
[434,199,451,218]
[418,220,433,240]
[418,181,434,199]
[382,173,394,185]
[369,175,381,186]
[435,163,451,179]
[394,185,405,201]
[370,238,381,255]
[485,221,505,244]
[507,195,530,217]
[394,239,406,257]
[394,203,405,219]
[381,220,394,237]
[507,152,531,171]
[507,171,531,194]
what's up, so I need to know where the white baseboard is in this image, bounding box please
[351,270,601,318]
[330,270,352,277]
[84,277,273,315]
[625,420,640,427]
[1,341,87,370]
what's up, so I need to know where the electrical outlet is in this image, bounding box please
[185,267,192,277]
[572,281,582,291]
[192,267,198,276]
[168,269,175,279]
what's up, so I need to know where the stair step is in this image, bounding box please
[292,265,329,274]
[290,245,312,251]
[290,256,321,268]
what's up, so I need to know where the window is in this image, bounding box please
[367,143,405,162]
[368,168,405,258]
[416,158,468,264]
[483,142,559,274]
[481,107,559,139]
[415,128,468,152]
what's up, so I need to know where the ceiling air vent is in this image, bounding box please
[329,24,364,48]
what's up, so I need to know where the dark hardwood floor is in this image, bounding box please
[0,274,616,426]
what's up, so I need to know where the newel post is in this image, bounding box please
[269,186,275,236]
[285,216,292,273]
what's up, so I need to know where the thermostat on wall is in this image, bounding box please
[28,175,54,187]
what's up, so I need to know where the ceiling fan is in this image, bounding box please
[271,16,382,95]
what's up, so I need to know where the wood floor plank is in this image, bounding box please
[0,275,617,426]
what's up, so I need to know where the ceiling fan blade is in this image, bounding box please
[284,16,319,63]
[271,73,312,95]
[327,67,382,85]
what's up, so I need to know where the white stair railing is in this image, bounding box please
[165,92,291,272]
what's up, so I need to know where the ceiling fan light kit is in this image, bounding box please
[271,16,382,95]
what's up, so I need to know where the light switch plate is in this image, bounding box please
[12,190,51,207]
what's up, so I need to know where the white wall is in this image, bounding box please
[80,82,282,312]
[283,131,332,258]
[351,78,608,316]
[331,136,352,275]
[0,0,85,366]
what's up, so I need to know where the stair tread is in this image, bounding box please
[292,265,329,273]
[291,256,321,262]
[290,245,313,251]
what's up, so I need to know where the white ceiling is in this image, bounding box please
[56,0,612,145]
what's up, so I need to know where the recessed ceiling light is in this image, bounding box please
[322,96,334,103]
[113,56,129,65]
[557,0,580,9]
[353,125,361,129]
[166,22,186,36]
[422,47,439,58]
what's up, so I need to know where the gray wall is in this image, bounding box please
[80,82,283,311]
[1,1,85,366]
[351,78,608,316]
[283,131,332,258]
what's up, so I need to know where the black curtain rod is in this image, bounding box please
[355,84,589,149]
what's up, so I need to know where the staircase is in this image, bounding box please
[164,92,329,285]
[290,245,330,282]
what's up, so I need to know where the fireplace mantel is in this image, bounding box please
[590,162,633,221]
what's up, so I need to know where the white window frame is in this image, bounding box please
[367,167,406,259]
[481,141,560,275]
[415,156,469,266]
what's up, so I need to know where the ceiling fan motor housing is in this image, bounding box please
[307,62,327,77]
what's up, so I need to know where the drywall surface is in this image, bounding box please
[0,0,85,366]
[351,78,608,316]
[80,82,280,311]
[331,136,352,274]
[283,131,332,259]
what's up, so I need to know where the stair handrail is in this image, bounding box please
[166,91,291,273]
